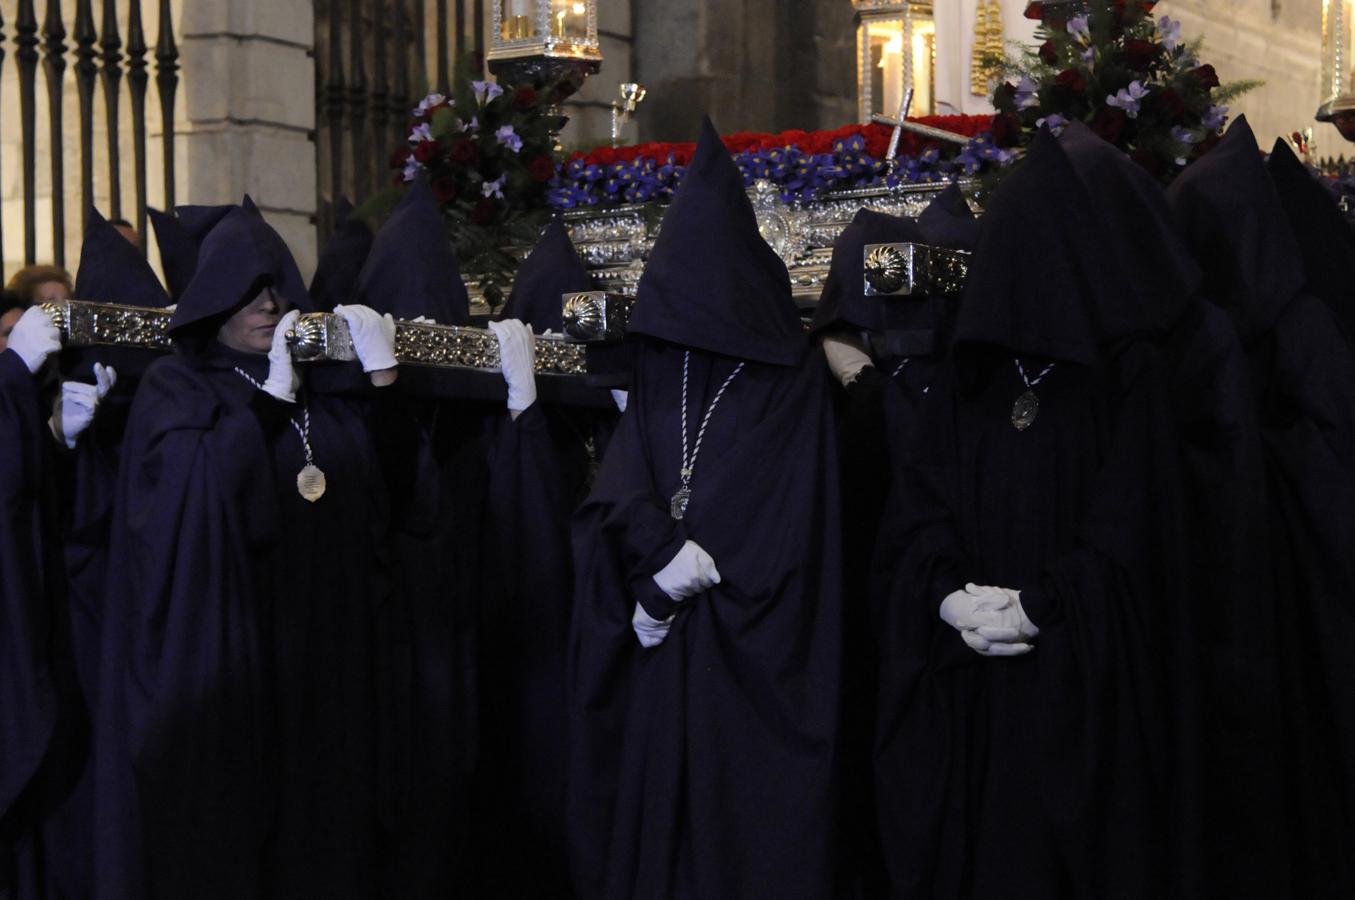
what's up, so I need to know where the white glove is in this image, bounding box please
[50,363,117,449]
[408,315,436,324]
[653,540,722,604]
[259,310,301,403]
[940,583,1039,657]
[632,603,675,649]
[821,332,874,387]
[610,389,629,413]
[488,319,538,413]
[335,304,399,373]
[8,306,61,374]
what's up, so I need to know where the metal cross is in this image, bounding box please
[870,86,973,160]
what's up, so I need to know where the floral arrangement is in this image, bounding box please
[385,62,581,306]
[991,0,1258,183]
[546,117,1005,209]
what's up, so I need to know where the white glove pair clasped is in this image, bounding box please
[940,583,1040,657]
[632,540,722,648]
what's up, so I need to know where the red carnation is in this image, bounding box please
[528,155,557,182]
[1054,68,1087,95]
[990,111,1023,148]
[1190,64,1221,89]
[389,146,412,170]
[432,176,457,204]
[1092,106,1128,144]
[449,138,476,164]
[1155,87,1186,122]
[471,198,498,225]
[1123,39,1159,71]
[1039,40,1058,65]
[1129,145,1161,177]
[413,140,440,164]
[1024,2,1043,19]
[513,86,539,111]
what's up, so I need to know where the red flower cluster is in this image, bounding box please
[566,117,994,169]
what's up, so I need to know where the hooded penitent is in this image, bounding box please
[1059,119,1286,898]
[355,178,468,325]
[501,219,590,333]
[309,198,374,313]
[873,129,1195,899]
[1168,116,1355,896]
[146,208,197,303]
[568,118,844,900]
[348,175,480,896]
[94,206,412,900]
[476,215,605,898]
[1267,139,1355,345]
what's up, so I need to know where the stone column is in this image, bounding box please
[558,0,637,148]
[178,0,318,278]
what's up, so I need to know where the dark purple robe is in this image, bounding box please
[568,119,844,900]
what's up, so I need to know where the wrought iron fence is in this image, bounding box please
[0,0,178,278]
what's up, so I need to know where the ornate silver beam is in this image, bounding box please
[862,242,971,296]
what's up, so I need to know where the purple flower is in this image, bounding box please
[495,124,523,153]
[402,158,422,183]
[409,122,434,144]
[1081,45,1096,66]
[1037,113,1069,135]
[1067,14,1091,43]
[472,80,504,106]
[1106,81,1150,119]
[1015,76,1040,109]
[1202,104,1229,131]
[413,93,449,116]
[461,116,480,134]
[482,175,506,199]
[1158,16,1183,52]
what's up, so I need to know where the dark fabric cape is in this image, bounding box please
[873,130,1190,900]
[309,198,374,313]
[568,118,843,900]
[1169,117,1355,896]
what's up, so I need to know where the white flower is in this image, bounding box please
[496,124,524,153]
[472,80,504,106]
[413,93,449,116]
[1106,81,1150,119]
[482,175,506,199]
[1202,104,1229,131]
[1158,16,1183,52]
[409,122,434,144]
[1067,15,1091,44]
[1015,76,1040,110]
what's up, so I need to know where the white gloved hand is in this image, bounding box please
[51,363,117,449]
[335,304,399,373]
[408,315,436,324]
[260,310,301,403]
[610,389,629,414]
[488,319,538,413]
[632,602,675,648]
[939,583,1038,657]
[8,306,61,374]
[821,332,874,387]
[653,540,722,604]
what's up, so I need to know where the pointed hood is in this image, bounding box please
[147,207,198,302]
[501,219,591,332]
[917,182,979,251]
[310,197,374,312]
[354,178,469,325]
[1058,120,1200,337]
[629,118,803,366]
[75,208,170,308]
[1166,117,1301,344]
[1267,138,1355,341]
[170,203,313,339]
[174,203,237,247]
[810,209,922,335]
[955,128,1144,364]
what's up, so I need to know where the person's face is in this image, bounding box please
[0,308,23,353]
[33,279,70,304]
[114,224,142,250]
[217,287,284,355]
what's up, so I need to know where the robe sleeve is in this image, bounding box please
[0,348,58,825]
[95,359,285,898]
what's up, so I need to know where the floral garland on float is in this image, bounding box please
[992,0,1258,183]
